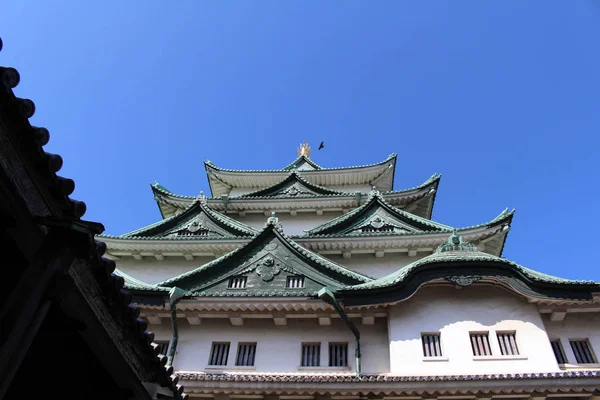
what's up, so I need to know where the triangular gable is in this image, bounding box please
[121,198,258,238]
[305,191,452,236]
[282,155,322,171]
[157,217,371,296]
[237,172,350,198]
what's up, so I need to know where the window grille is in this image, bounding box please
[301,343,321,366]
[286,276,305,288]
[235,343,257,366]
[361,225,394,233]
[329,343,348,367]
[421,334,442,357]
[154,341,169,356]
[497,332,519,355]
[178,229,209,236]
[470,332,492,356]
[570,340,596,364]
[208,342,230,366]
[551,340,567,364]
[228,276,247,289]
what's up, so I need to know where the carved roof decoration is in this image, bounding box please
[101,197,258,239]
[304,189,453,236]
[341,232,600,304]
[151,173,439,219]
[234,171,352,198]
[156,214,372,295]
[204,153,397,197]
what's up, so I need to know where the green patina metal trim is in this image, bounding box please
[304,189,453,236]
[344,232,599,292]
[106,198,258,239]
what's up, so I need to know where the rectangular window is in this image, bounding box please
[235,343,257,366]
[421,333,442,357]
[301,343,321,366]
[551,339,567,364]
[228,276,247,289]
[208,342,230,366]
[570,340,597,364]
[154,341,169,356]
[329,343,348,367]
[497,332,519,356]
[286,276,305,288]
[470,332,492,356]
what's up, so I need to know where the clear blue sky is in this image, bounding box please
[2,2,599,280]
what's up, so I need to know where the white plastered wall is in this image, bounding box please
[229,211,343,236]
[151,317,389,374]
[116,257,213,284]
[227,184,372,197]
[387,286,561,375]
[542,312,600,367]
[326,253,416,279]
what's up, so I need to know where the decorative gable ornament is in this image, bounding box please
[437,230,477,253]
[255,256,282,282]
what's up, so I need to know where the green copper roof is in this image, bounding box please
[204,153,397,173]
[282,155,322,171]
[114,269,170,292]
[156,214,372,296]
[345,232,599,292]
[234,171,354,199]
[103,198,258,239]
[304,189,453,236]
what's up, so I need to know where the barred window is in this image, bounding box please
[154,341,169,356]
[235,343,257,366]
[329,343,348,367]
[286,276,305,288]
[421,333,442,357]
[470,332,492,356]
[228,276,247,289]
[570,340,597,364]
[208,342,230,366]
[551,339,567,364]
[301,343,321,366]
[497,332,519,356]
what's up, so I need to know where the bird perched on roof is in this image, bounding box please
[318,141,324,150]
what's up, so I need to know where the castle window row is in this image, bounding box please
[227,275,306,289]
[207,341,348,367]
[551,339,597,365]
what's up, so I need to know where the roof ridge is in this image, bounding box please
[281,155,323,171]
[115,198,257,238]
[204,153,397,174]
[304,189,451,236]
[114,269,170,292]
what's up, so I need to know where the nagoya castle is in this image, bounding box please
[100,142,600,400]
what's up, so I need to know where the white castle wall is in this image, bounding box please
[543,313,600,367]
[117,257,213,285]
[151,317,389,374]
[326,253,416,279]
[230,211,343,236]
[387,286,561,375]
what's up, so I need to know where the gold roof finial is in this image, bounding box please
[297,141,311,158]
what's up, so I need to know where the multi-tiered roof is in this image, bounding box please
[103,142,599,305]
